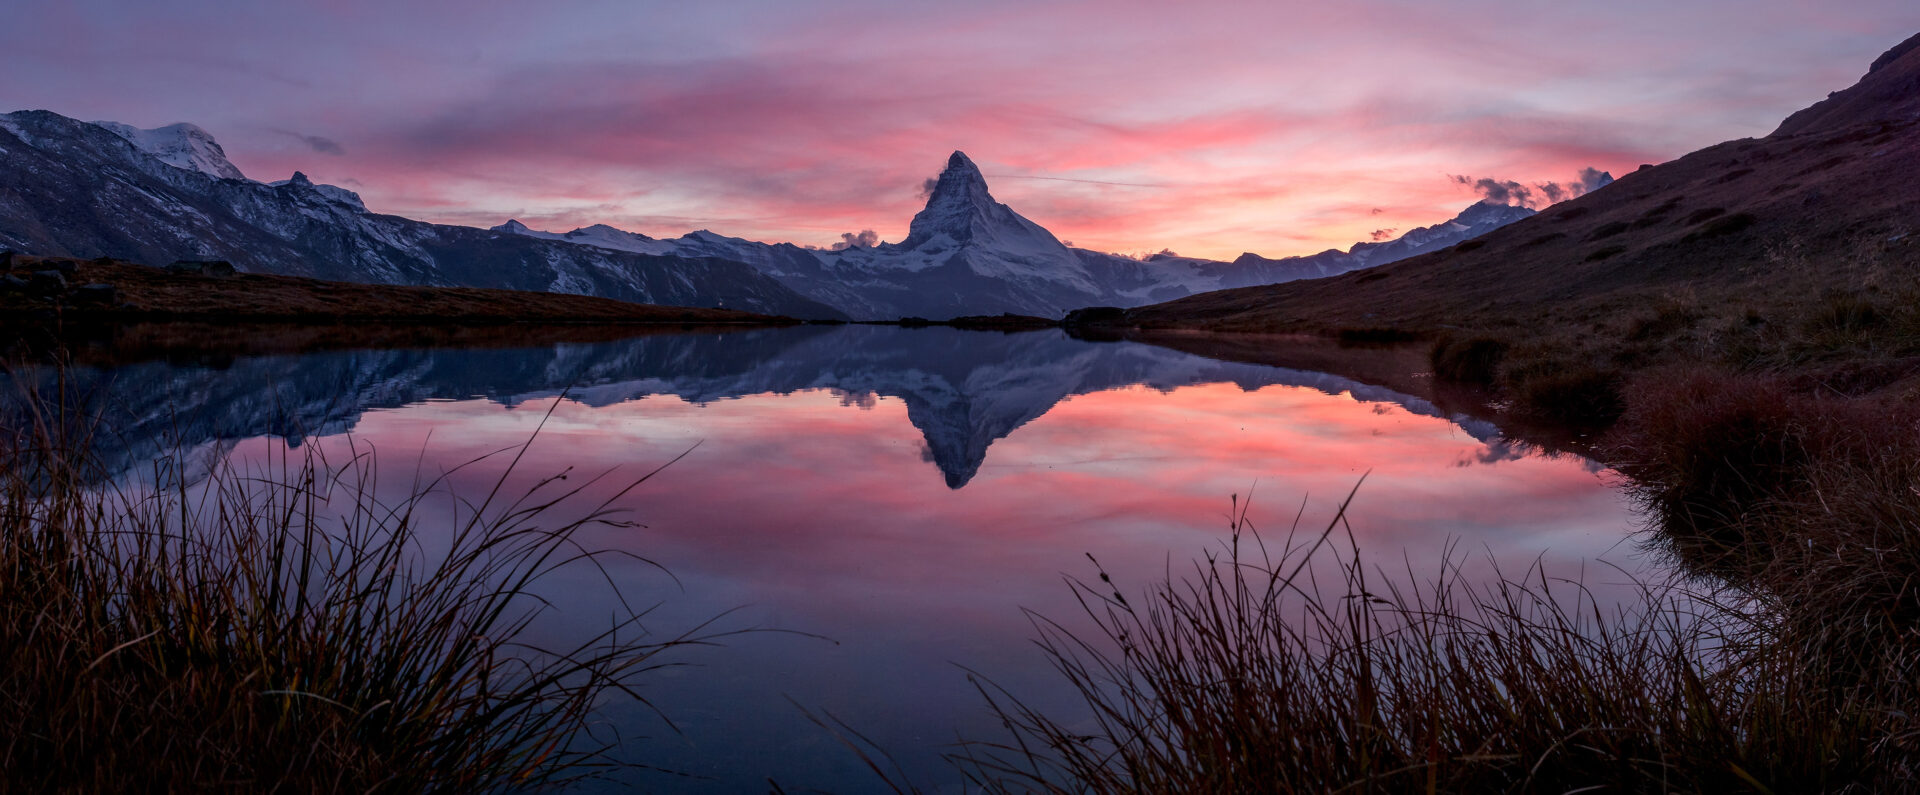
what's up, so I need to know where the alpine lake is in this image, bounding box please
[15,323,1657,792]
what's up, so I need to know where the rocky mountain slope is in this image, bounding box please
[1115,32,1920,333]
[0,111,842,318]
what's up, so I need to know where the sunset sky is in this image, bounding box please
[5,1,1916,260]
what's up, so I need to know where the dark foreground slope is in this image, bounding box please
[0,255,793,325]
[1119,32,1920,335]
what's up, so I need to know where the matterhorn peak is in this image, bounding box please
[929,150,989,201]
[901,150,1027,248]
[945,150,980,174]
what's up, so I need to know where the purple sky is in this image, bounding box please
[5,1,1916,260]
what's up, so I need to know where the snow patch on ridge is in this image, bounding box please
[92,121,248,180]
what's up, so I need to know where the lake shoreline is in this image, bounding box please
[1,254,803,326]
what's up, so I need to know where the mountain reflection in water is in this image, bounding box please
[23,325,1509,488]
[8,325,1639,792]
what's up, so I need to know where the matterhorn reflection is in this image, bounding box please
[10,325,1502,488]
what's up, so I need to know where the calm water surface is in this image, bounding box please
[40,325,1648,791]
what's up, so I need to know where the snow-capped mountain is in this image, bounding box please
[500,152,1117,319]
[0,110,842,318]
[833,152,1098,285]
[90,120,247,181]
[496,151,1545,319]
[1218,200,1541,289]
[26,326,1501,489]
[1355,200,1541,263]
[494,219,672,255]
[812,152,1107,317]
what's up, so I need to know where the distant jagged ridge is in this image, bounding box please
[495,151,1548,320]
[0,110,845,319]
[0,106,1545,322]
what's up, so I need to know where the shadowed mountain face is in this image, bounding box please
[1120,31,1920,332]
[12,327,1496,489]
[0,111,842,319]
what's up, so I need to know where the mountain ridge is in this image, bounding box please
[90,120,247,181]
[4,111,1554,322]
[494,150,1545,319]
[0,110,843,319]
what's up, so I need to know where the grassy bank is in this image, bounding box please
[0,385,710,791]
[954,494,1920,792]
[1418,287,1920,658]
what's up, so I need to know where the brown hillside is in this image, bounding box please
[1123,33,1920,335]
[1774,31,1920,136]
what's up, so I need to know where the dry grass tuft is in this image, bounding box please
[954,490,1920,793]
[0,374,723,792]
[1610,371,1920,700]
[1428,334,1508,385]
